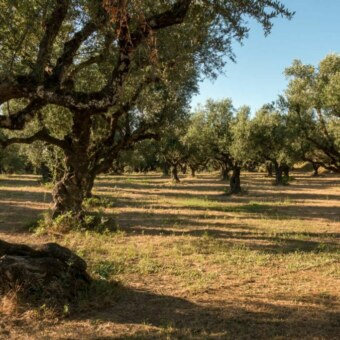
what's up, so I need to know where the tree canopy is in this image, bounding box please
[0,0,293,218]
[285,54,340,172]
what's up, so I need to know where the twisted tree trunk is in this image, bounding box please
[229,167,241,194]
[52,114,92,219]
[274,161,285,186]
[84,170,97,199]
[171,164,180,183]
[312,162,320,176]
[265,162,273,177]
[190,166,196,177]
[282,164,290,181]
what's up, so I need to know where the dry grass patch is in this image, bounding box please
[0,171,339,339]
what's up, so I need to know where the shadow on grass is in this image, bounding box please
[70,280,340,339]
[0,202,48,233]
[0,177,41,188]
[119,225,339,255]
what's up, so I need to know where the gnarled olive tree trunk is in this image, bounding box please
[84,171,97,199]
[180,163,187,175]
[52,157,93,218]
[312,162,320,176]
[265,162,273,177]
[52,114,92,218]
[282,164,290,180]
[190,165,196,177]
[229,166,241,194]
[273,161,289,186]
[171,164,180,183]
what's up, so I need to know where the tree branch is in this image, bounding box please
[53,21,98,84]
[34,0,71,80]
[146,0,192,30]
[0,77,27,105]
[0,100,45,130]
[104,0,192,105]
[0,128,67,150]
[67,33,114,80]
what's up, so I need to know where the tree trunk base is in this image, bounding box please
[171,166,180,183]
[0,240,91,307]
[228,168,242,194]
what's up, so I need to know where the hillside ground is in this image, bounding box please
[0,171,339,339]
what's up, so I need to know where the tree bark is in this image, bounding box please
[180,164,187,174]
[51,113,92,219]
[265,162,273,177]
[171,165,180,183]
[274,162,284,186]
[190,166,196,177]
[282,164,290,180]
[229,167,241,194]
[84,170,96,198]
[312,162,320,176]
[52,170,86,218]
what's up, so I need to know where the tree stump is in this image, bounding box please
[0,240,91,306]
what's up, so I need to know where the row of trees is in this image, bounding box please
[1,49,339,203]
[115,54,340,193]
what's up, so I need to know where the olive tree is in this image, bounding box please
[0,0,293,219]
[182,112,210,177]
[285,54,340,173]
[250,105,298,185]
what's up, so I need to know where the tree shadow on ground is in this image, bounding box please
[0,177,41,188]
[118,225,339,255]
[67,281,339,339]
[0,202,48,233]
[113,200,339,224]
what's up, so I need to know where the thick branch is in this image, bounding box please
[91,81,147,155]
[95,124,158,174]
[67,34,114,80]
[53,21,98,83]
[0,100,45,130]
[0,77,28,105]
[125,130,158,147]
[0,128,67,149]
[1,1,193,118]
[146,0,192,30]
[104,0,192,104]
[34,0,71,79]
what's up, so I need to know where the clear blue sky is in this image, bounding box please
[191,0,340,113]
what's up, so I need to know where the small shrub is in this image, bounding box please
[92,261,117,280]
[31,210,117,235]
[83,196,116,209]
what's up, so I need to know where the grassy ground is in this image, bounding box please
[0,171,339,339]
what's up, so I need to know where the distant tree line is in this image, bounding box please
[1,55,339,199]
